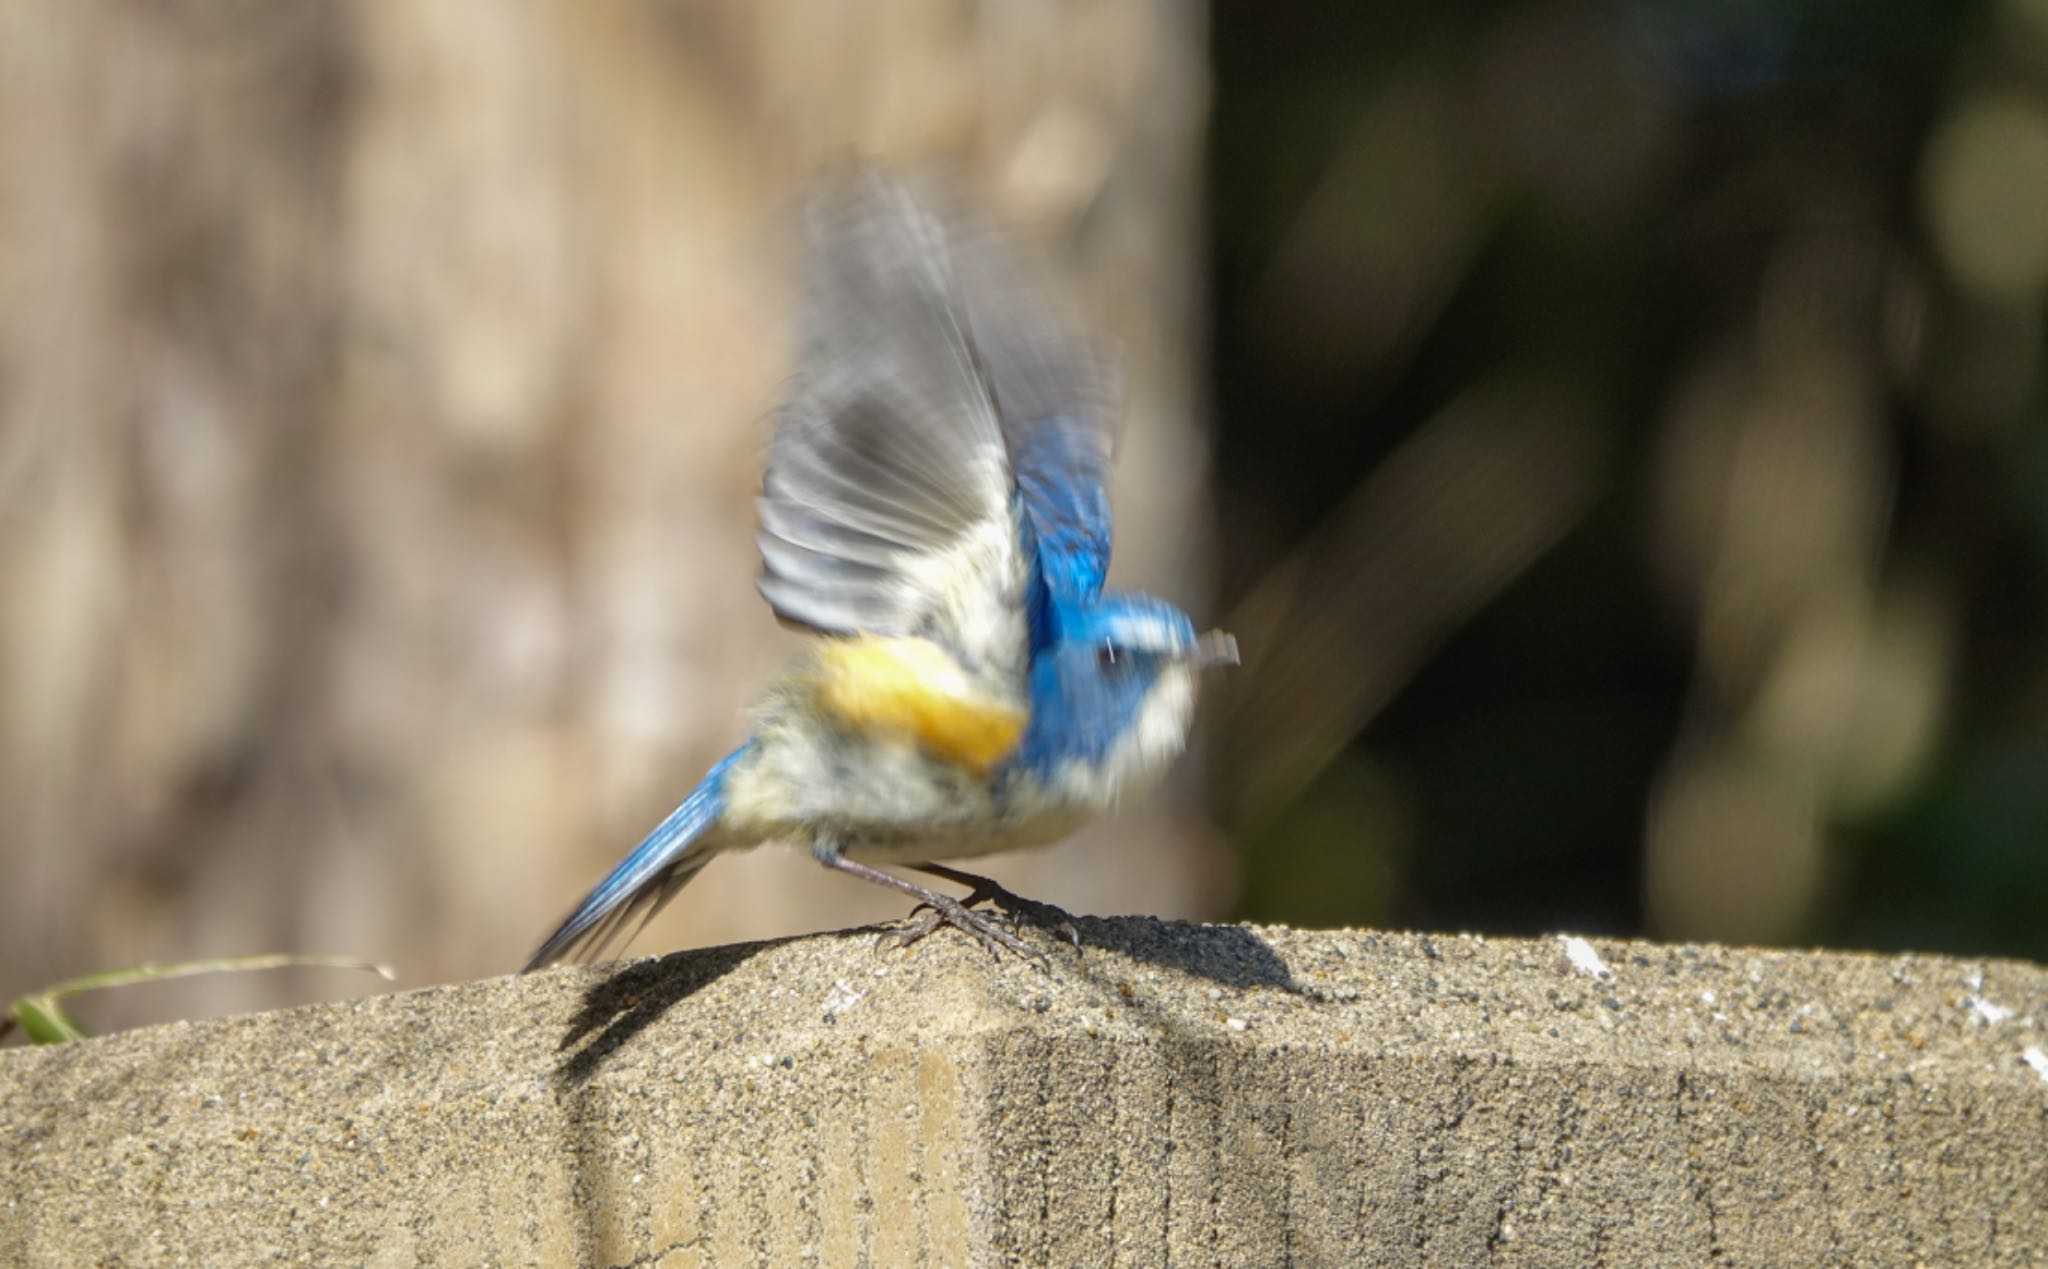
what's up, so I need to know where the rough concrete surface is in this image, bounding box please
[3,919,2045,1266]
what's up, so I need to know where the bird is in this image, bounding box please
[524,166,1237,971]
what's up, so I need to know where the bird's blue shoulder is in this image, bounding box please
[1012,413,1114,654]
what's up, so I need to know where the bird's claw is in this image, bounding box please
[889,896,1050,968]
[910,876,1081,949]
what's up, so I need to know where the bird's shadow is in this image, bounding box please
[1060,913,1300,992]
[550,913,1301,1087]
[550,937,784,1087]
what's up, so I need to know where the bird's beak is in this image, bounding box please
[1189,629,1239,671]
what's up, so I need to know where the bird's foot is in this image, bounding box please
[889,895,1049,968]
[907,864,1082,949]
[815,851,1062,968]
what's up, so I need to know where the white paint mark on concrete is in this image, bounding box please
[1973,996,2015,1026]
[1561,935,1613,981]
[1963,966,2014,1026]
[821,978,864,1019]
[2022,1047,2048,1084]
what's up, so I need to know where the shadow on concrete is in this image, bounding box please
[1062,915,1301,993]
[550,914,1301,1086]
[551,938,785,1087]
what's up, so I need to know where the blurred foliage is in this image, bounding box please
[1209,0,2048,960]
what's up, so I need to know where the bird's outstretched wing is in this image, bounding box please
[940,192,1121,611]
[758,167,1029,681]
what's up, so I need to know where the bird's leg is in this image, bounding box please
[907,863,1081,947]
[810,840,1048,966]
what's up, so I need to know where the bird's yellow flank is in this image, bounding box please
[810,635,1027,774]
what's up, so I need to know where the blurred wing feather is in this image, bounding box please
[759,168,1030,683]
[940,192,1120,603]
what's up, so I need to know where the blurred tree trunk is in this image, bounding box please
[0,2,1215,1023]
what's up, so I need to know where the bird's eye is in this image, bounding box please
[1097,641,1122,669]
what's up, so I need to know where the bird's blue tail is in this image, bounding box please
[523,745,749,970]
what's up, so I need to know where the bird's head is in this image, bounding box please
[1018,589,1237,803]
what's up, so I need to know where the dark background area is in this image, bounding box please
[1207,0,2048,961]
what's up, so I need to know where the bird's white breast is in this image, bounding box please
[1028,662,1198,815]
[720,658,1199,864]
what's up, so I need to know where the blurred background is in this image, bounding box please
[3,0,2044,1034]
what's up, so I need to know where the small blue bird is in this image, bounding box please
[525,167,1236,970]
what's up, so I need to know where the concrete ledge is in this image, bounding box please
[4,919,2045,1265]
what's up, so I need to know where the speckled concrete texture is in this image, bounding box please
[3,920,2045,1265]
